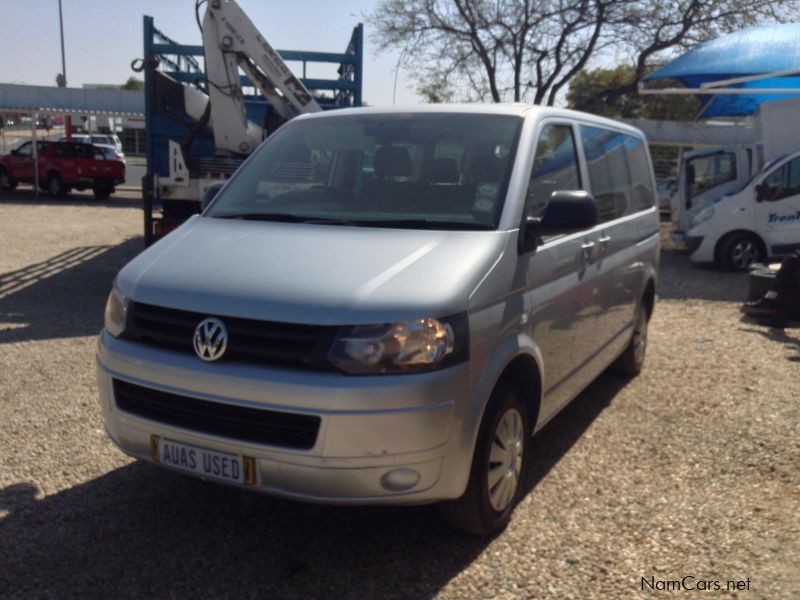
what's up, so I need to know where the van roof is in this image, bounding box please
[294,103,646,138]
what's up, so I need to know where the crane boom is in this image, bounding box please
[201,0,321,154]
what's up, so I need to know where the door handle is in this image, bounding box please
[580,241,596,262]
[598,235,611,255]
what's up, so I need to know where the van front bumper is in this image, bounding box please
[686,226,717,264]
[685,235,704,255]
[96,331,475,505]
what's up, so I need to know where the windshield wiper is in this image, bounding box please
[351,219,495,230]
[213,212,306,222]
[211,214,494,230]
[212,213,354,225]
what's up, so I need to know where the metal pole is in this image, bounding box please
[58,0,66,84]
[58,0,71,141]
[32,112,39,199]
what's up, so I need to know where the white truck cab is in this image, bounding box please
[671,146,753,245]
[686,150,800,270]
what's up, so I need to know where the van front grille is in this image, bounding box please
[123,301,338,369]
[113,379,320,449]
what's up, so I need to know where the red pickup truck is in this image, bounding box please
[0,140,125,200]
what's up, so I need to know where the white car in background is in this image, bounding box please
[93,143,126,164]
[59,133,124,154]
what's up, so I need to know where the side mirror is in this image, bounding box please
[519,190,598,254]
[201,182,224,211]
[10,149,18,156]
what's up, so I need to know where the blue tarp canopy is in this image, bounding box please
[643,24,800,118]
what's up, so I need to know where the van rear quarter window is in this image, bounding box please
[580,125,655,218]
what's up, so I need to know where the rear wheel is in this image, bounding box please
[93,183,113,200]
[718,232,765,271]
[0,168,17,191]
[439,382,528,535]
[48,172,67,197]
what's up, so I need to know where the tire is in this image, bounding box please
[748,267,776,301]
[47,172,67,197]
[612,301,649,377]
[718,232,765,272]
[439,382,528,535]
[93,184,113,200]
[0,168,17,191]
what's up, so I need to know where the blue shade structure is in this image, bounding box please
[642,24,800,117]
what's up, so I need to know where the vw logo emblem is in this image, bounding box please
[193,317,228,362]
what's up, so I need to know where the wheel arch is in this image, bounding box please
[642,277,656,319]
[495,354,542,433]
[714,229,766,265]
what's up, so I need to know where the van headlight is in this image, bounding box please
[328,314,468,374]
[692,206,714,227]
[104,287,128,337]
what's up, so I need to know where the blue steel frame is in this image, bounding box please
[141,15,363,242]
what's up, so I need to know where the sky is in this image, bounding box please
[0,0,421,107]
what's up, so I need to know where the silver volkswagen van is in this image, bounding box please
[97,105,659,534]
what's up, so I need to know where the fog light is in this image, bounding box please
[380,468,421,492]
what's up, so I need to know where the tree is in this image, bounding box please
[121,77,144,91]
[566,65,700,120]
[370,0,798,106]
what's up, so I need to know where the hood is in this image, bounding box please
[117,216,508,324]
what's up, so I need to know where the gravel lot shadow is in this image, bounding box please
[658,249,750,303]
[738,324,800,362]
[0,187,141,208]
[0,237,144,344]
[0,371,625,600]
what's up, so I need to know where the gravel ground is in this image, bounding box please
[0,190,798,599]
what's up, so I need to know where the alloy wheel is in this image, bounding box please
[731,240,759,270]
[487,407,524,512]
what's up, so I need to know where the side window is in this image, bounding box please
[16,142,32,157]
[525,123,581,219]
[687,152,737,200]
[762,158,800,201]
[625,136,656,211]
[75,144,93,158]
[580,126,632,222]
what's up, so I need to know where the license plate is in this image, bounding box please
[151,435,256,485]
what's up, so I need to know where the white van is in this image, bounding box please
[671,147,753,244]
[686,150,800,270]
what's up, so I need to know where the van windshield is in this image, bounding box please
[207,113,522,230]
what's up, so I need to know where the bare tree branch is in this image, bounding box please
[369,0,799,106]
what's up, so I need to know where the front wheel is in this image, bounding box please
[439,382,528,535]
[718,233,764,271]
[0,168,17,191]
[612,302,649,377]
